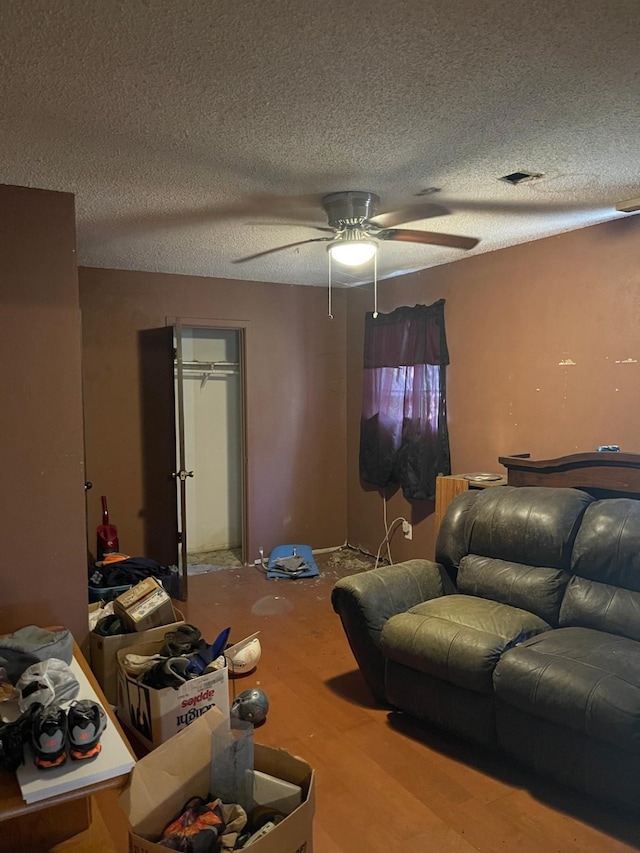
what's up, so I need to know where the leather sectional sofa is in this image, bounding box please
[332,485,640,810]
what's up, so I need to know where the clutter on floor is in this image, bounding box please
[90,580,186,704]
[264,543,320,580]
[115,622,245,750]
[120,706,314,853]
[88,554,180,602]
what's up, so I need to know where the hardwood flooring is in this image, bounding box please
[67,550,640,851]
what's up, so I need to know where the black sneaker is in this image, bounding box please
[32,704,68,769]
[0,703,41,772]
[140,656,191,689]
[160,624,202,656]
[67,700,107,761]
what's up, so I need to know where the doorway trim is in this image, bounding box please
[166,316,249,589]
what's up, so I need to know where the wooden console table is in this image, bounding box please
[0,639,135,852]
[498,452,640,496]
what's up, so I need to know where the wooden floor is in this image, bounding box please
[67,551,640,851]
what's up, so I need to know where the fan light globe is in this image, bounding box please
[328,240,377,267]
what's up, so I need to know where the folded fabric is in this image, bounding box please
[0,626,73,683]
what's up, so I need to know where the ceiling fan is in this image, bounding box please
[234,191,480,266]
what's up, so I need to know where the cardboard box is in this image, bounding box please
[116,639,230,750]
[90,608,185,704]
[119,707,315,853]
[114,577,177,632]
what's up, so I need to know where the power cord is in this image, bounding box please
[254,547,268,574]
[374,493,410,568]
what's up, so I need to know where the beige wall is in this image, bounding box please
[0,184,87,638]
[347,216,640,562]
[79,267,348,566]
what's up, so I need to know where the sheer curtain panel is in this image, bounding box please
[359,300,451,501]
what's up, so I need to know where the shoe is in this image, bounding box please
[186,627,231,676]
[0,703,41,772]
[160,624,202,656]
[93,614,127,636]
[32,704,67,769]
[67,700,107,761]
[140,656,191,689]
[122,652,166,677]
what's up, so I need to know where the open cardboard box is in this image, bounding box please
[116,638,230,750]
[119,707,315,853]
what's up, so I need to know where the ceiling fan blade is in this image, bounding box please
[369,202,450,229]
[233,236,333,263]
[378,228,479,250]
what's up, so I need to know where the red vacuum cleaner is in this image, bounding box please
[96,495,119,560]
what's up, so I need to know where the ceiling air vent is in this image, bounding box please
[498,171,544,185]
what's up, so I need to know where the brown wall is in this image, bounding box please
[79,268,347,566]
[0,184,88,638]
[3,181,638,636]
[347,216,640,562]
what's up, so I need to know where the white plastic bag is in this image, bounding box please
[16,658,80,712]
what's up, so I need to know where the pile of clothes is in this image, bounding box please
[89,554,179,599]
[157,795,285,850]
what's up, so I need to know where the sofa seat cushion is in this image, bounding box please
[494,627,640,752]
[381,595,551,695]
[458,554,570,626]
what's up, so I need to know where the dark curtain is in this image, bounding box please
[359,300,451,501]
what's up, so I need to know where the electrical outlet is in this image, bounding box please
[402,520,413,540]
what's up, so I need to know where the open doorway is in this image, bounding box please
[174,324,246,582]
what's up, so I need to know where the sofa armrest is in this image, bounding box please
[331,559,450,703]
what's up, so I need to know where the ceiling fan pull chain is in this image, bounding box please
[373,252,378,318]
[328,253,333,319]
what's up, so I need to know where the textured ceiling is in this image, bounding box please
[1,0,639,287]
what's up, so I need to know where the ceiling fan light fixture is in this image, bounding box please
[327,233,378,267]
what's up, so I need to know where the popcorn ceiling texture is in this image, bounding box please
[1,0,638,286]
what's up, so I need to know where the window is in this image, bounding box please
[359,300,451,501]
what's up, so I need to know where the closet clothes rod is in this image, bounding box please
[177,360,240,388]
[180,360,240,371]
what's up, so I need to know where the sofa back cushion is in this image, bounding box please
[458,555,571,626]
[465,486,593,568]
[560,498,640,641]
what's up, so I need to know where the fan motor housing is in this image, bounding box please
[322,191,380,227]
